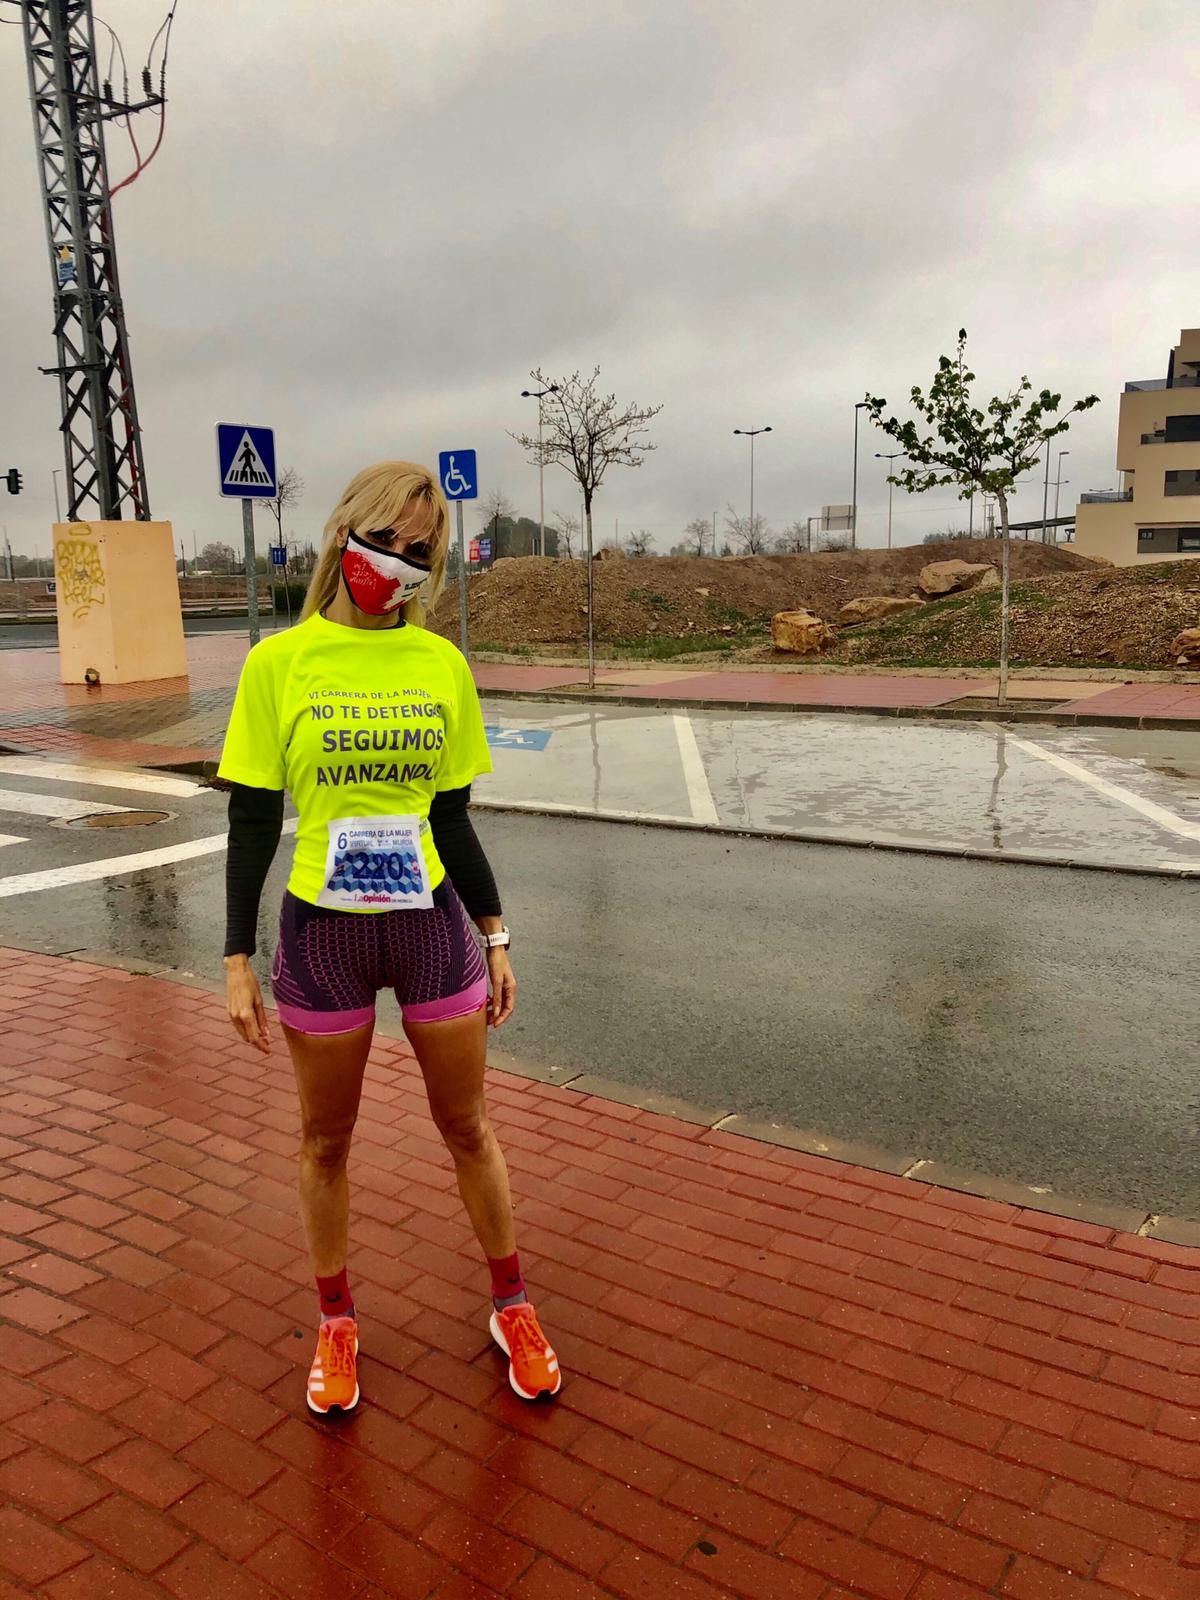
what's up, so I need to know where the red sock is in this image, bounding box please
[488,1251,527,1310]
[316,1267,354,1321]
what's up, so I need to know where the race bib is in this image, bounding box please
[319,815,433,910]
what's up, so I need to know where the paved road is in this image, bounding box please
[0,614,273,648]
[0,770,1194,1220]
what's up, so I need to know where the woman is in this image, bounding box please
[219,460,561,1414]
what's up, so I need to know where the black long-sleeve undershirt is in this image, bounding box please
[223,783,501,957]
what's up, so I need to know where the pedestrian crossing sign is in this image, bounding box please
[216,423,277,498]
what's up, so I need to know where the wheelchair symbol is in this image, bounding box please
[442,456,472,498]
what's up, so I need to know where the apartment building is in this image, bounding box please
[1074,327,1200,564]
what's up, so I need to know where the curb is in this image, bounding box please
[472,685,1200,731]
[12,937,1198,1249]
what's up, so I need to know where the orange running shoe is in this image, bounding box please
[489,1302,562,1400]
[306,1316,359,1415]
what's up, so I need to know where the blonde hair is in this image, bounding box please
[302,461,450,626]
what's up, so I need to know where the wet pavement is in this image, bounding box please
[2,778,1196,1221]
[475,702,1200,874]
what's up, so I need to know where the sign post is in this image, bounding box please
[437,449,478,657]
[216,423,277,649]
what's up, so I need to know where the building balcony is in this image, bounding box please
[1080,490,1133,504]
[1125,379,1167,392]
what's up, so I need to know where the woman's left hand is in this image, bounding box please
[485,947,516,1027]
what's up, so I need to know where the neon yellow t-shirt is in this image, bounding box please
[217,613,492,910]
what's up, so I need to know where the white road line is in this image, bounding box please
[0,787,131,821]
[0,835,26,849]
[0,818,296,899]
[997,728,1200,843]
[673,713,720,826]
[0,757,201,798]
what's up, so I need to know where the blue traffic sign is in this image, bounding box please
[438,450,477,501]
[216,423,277,499]
[270,545,287,568]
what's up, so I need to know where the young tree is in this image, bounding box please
[626,528,653,558]
[256,467,305,545]
[723,504,771,555]
[478,488,514,528]
[511,366,662,687]
[681,516,710,557]
[552,510,579,560]
[865,331,1098,703]
[775,521,811,554]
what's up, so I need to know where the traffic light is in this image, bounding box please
[5,469,22,496]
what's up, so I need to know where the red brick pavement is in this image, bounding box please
[0,949,1196,1598]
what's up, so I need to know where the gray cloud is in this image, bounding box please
[1,0,1196,557]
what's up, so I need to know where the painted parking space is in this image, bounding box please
[475,699,1200,872]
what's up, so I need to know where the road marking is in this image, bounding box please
[0,818,296,899]
[996,728,1200,843]
[0,757,201,798]
[673,713,719,826]
[0,787,132,821]
[0,834,26,849]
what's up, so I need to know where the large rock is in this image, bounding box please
[1170,627,1200,664]
[838,595,924,625]
[918,559,997,597]
[771,609,834,654]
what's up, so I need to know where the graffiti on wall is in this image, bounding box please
[54,525,106,620]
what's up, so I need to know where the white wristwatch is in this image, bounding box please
[482,926,511,950]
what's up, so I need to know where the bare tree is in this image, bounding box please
[552,510,579,560]
[626,528,653,558]
[256,467,304,545]
[774,521,811,554]
[817,533,853,553]
[478,488,514,527]
[680,516,710,557]
[511,366,663,687]
[723,504,771,555]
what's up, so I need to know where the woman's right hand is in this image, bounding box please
[224,955,271,1055]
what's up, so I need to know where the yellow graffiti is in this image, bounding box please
[55,528,106,620]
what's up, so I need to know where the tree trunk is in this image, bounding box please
[584,501,596,689]
[997,490,1011,707]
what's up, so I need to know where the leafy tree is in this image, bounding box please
[865,330,1098,702]
[256,466,304,545]
[511,366,662,687]
[723,504,771,555]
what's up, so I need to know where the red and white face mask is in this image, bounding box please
[339,530,432,615]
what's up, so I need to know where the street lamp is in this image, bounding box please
[520,384,559,557]
[51,469,62,522]
[875,452,904,549]
[1052,450,1071,536]
[851,401,870,551]
[733,426,772,548]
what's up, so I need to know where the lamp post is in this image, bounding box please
[733,426,772,548]
[51,470,62,523]
[520,384,559,557]
[874,452,904,548]
[851,400,869,550]
[1052,450,1070,539]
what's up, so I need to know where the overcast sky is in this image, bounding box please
[2,0,1197,559]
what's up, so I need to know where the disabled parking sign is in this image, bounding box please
[485,726,552,752]
[438,450,477,501]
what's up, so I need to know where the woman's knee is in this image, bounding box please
[300,1125,353,1173]
[436,1106,491,1163]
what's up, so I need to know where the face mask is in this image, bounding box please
[339,530,432,615]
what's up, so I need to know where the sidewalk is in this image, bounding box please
[1,947,1197,1598]
[1,638,1197,772]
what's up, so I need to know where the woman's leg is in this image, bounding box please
[405,1008,516,1260]
[284,1020,373,1278]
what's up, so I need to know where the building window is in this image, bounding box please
[1137,526,1200,553]
[1165,470,1200,496]
[1164,414,1200,443]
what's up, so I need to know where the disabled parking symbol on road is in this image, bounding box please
[485,726,553,752]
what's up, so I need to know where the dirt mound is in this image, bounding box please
[431,540,1095,650]
[829,561,1200,670]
